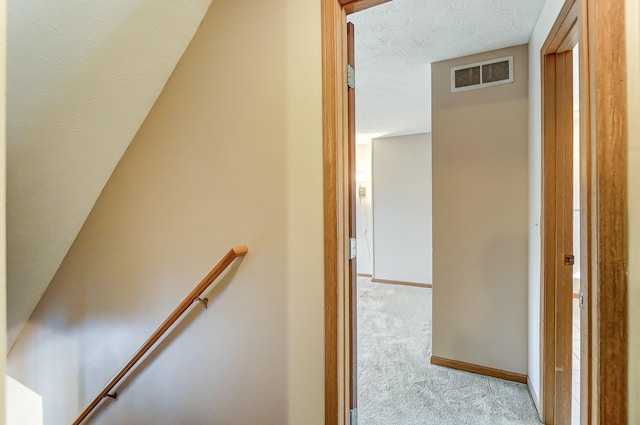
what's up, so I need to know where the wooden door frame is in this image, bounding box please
[540,0,628,424]
[323,1,628,425]
[540,2,581,424]
[583,0,629,422]
[321,1,391,424]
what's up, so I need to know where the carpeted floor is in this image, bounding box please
[357,277,542,425]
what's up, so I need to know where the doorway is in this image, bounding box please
[322,0,629,424]
[348,2,537,424]
[538,0,630,424]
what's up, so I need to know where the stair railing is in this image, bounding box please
[72,246,249,425]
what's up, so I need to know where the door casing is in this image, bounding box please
[321,0,629,424]
[540,2,582,423]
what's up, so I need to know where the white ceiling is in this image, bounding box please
[348,0,546,143]
[6,0,212,348]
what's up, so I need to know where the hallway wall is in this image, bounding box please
[372,133,432,284]
[356,143,374,275]
[431,44,529,374]
[7,0,324,424]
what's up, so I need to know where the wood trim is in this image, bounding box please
[541,48,559,425]
[540,49,576,425]
[322,1,392,424]
[339,0,391,14]
[587,0,629,423]
[528,376,542,419]
[324,1,630,425]
[578,3,593,423]
[346,21,357,411]
[356,273,372,278]
[554,50,574,425]
[540,2,583,423]
[542,0,578,55]
[624,0,640,423]
[322,0,347,423]
[430,356,527,385]
[540,1,629,425]
[371,278,432,289]
[541,47,577,425]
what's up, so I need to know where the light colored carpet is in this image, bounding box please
[357,278,542,425]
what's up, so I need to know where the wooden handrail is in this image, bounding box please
[72,246,249,425]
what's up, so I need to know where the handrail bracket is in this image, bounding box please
[193,296,209,309]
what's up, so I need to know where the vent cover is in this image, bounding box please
[451,56,513,92]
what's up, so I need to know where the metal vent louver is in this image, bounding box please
[451,56,513,92]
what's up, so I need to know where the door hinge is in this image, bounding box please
[347,64,355,89]
[349,408,358,425]
[579,290,585,310]
[348,237,357,260]
[564,254,575,266]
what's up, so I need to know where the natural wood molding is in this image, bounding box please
[356,273,372,278]
[541,45,576,425]
[540,1,629,424]
[587,0,629,423]
[322,1,395,424]
[555,49,575,425]
[541,47,559,425]
[577,2,593,423]
[371,278,432,289]
[339,0,392,14]
[346,20,358,411]
[542,0,578,55]
[322,0,347,423]
[540,2,584,423]
[324,1,630,425]
[430,356,527,385]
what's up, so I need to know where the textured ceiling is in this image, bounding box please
[6,0,212,348]
[348,0,546,143]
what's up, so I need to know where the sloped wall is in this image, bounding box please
[6,0,214,348]
[7,0,324,423]
[431,44,529,374]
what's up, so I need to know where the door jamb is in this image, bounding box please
[324,0,628,424]
[321,1,391,424]
[540,1,581,424]
[539,0,629,424]
[583,0,629,423]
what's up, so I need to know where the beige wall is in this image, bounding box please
[431,44,529,374]
[7,0,324,423]
[627,0,640,421]
[356,143,374,275]
[372,133,432,284]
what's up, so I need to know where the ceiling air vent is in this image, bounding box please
[451,56,513,92]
